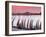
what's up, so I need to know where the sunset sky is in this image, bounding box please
[12,5,41,14]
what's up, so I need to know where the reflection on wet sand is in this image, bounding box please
[12,15,41,31]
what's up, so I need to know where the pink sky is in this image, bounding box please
[12,5,41,14]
